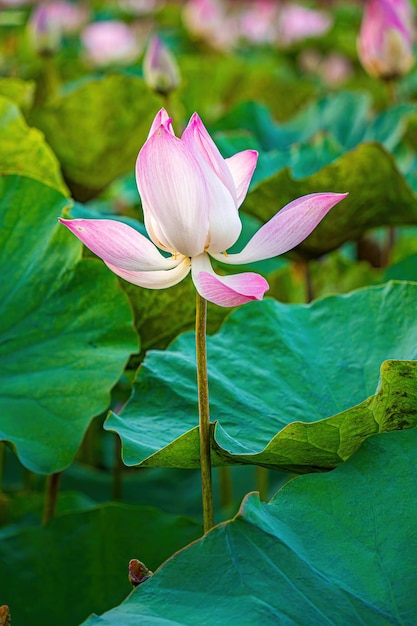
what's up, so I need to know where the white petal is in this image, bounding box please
[106,257,191,288]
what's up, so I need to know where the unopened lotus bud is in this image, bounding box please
[357,0,415,80]
[128,559,153,587]
[143,34,180,95]
[28,3,61,55]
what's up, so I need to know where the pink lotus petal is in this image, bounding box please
[59,218,179,271]
[182,113,243,253]
[191,253,269,307]
[147,108,174,140]
[107,257,191,288]
[182,113,237,202]
[136,123,209,257]
[225,149,258,208]
[214,192,348,265]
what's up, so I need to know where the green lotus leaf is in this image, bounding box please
[0,503,201,626]
[28,74,162,200]
[0,95,67,194]
[0,175,138,474]
[106,281,417,471]
[0,77,35,111]
[82,427,417,625]
[243,142,417,259]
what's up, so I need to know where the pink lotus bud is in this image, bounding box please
[28,3,62,55]
[358,0,415,80]
[143,34,180,95]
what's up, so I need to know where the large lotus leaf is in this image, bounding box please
[106,282,417,472]
[385,254,417,282]
[28,74,162,200]
[0,77,35,111]
[178,53,315,124]
[212,93,417,152]
[0,95,67,194]
[0,175,138,474]
[242,142,417,259]
[0,503,202,626]
[82,428,417,626]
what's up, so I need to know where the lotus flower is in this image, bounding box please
[59,109,347,307]
[357,0,415,80]
[81,20,142,67]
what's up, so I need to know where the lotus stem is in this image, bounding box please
[256,466,269,501]
[42,471,62,526]
[219,466,233,509]
[112,434,123,501]
[195,292,214,533]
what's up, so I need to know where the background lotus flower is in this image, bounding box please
[60,109,347,307]
[357,0,415,80]
[81,20,142,67]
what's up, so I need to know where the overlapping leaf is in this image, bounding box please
[0,95,67,194]
[244,143,417,258]
[106,281,417,472]
[28,74,162,200]
[212,95,417,258]
[0,503,201,626]
[0,175,138,473]
[82,428,417,625]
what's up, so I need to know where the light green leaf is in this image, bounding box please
[0,77,35,111]
[0,176,138,473]
[28,74,162,199]
[0,95,67,194]
[82,428,417,625]
[106,282,417,471]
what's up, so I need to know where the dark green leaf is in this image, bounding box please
[0,176,138,473]
[0,504,201,626]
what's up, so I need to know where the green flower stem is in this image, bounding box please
[195,292,214,533]
[256,466,269,502]
[0,443,3,495]
[112,434,123,501]
[219,466,233,509]
[42,472,62,526]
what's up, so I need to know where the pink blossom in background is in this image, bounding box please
[276,3,333,46]
[299,49,353,86]
[28,0,88,51]
[42,1,89,34]
[357,0,415,79]
[60,109,347,307]
[182,0,333,49]
[81,19,143,66]
[182,0,239,50]
[238,0,279,44]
